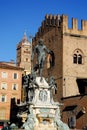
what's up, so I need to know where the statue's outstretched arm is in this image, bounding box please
[45,46,50,54]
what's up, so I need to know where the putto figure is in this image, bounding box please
[31,39,50,77]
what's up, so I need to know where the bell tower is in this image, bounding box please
[16,33,31,74]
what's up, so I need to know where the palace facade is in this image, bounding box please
[32,14,87,129]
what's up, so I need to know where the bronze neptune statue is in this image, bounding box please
[31,39,50,77]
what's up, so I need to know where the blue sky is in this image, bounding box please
[0,0,87,62]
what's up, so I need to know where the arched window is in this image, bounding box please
[73,54,77,64]
[73,49,83,64]
[78,54,82,64]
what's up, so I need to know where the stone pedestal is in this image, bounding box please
[20,77,69,130]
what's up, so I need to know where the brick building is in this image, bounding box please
[0,61,23,123]
[32,14,87,129]
[16,33,31,75]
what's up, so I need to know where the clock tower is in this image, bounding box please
[16,33,31,74]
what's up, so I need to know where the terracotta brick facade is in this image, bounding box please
[0,62,23,122]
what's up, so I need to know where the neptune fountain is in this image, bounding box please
[17,39,70,130]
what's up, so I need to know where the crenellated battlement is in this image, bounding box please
[33,14,61,40]
[59,14,87,36]
[34,14,87,40]
[45,14,61,26]
[62,15,87,31]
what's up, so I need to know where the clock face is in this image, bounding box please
[39,90,48,102]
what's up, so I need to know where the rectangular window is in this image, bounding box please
[13,73,18,79]
[2,72,7,78]
[76,78,87,94]
[12,84,18,90]
[1,95,6,102]
[1,83,7,90]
